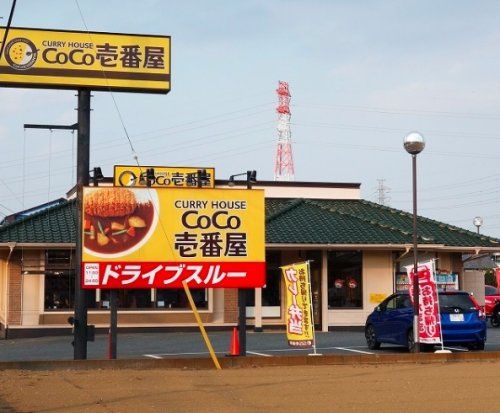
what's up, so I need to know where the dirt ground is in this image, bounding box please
[0,361,499,412]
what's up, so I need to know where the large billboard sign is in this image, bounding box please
[81,187,265,289]
[114,165,215,188]
[0,27,170,93]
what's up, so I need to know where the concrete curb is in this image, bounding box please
[1,351,500,371]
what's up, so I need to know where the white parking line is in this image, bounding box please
[144,351,225,358]
[259,346,339,353]
[334,347,374,355]
[247,351,272,357]
[443,346,469,352]
[144,346,374,359]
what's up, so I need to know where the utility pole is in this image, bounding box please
[23,92,90,360]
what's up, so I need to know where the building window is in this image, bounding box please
[44,250,75,311]
[100,289,153,309]
[45,271,74,310]
[263,251,281,307]
[97,289,208,310]
[244,251,282,308]
[156,289,208,309]
[327,251,362,309]
[44,249,98,310]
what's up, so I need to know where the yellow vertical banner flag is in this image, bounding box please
[281,262,314,348]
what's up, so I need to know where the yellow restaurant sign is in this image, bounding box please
[281,262,314,348]
[81,187,265,289]
[0,27,170,93]
[114,165,215,188]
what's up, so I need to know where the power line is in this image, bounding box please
[0,0,17,60]
[7,123,274,185]
[294,139,500,160]
[292,120,500,141]
[0,105,272,171]
[392,187,500,204]
[293,102,500,121]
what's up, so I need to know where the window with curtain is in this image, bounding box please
[327,251,362,308]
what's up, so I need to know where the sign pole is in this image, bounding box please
[237,173,254,356]
[73,89,91,360]
[109,289,118,359]
[238,289,246,356]
[307,260,321,356]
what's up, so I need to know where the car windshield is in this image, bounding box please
[439,294,476,312]
[485,285,499,296]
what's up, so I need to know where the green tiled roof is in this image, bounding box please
[266,198,500,248]
[0,199,77,244]
[0,197,498,248]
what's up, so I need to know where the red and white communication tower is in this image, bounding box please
[274,81,295,181]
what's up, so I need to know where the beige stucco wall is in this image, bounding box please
[21,251,44,326]
[463,270,486,305]
[216,184,361,200]
[328,251,394,327]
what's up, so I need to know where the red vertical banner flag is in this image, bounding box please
[406,261,442,344]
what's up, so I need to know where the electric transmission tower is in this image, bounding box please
[376,179,391,205]
[274,81,295,181]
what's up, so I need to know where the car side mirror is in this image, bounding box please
[375,306,381,312]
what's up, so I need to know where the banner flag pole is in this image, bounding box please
[307,260,321,356]
[432,259,451,354]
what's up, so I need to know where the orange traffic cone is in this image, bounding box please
[227,327,240,356]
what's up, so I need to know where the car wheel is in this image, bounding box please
[420,344,434,352]
[365,324,380,350]
[491,312,500,328]
[467,341,485,351]
[407,329,417,353]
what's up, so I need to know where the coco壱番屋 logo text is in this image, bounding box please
[4,38,38,70]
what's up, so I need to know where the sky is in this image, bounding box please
[2,0,500,236]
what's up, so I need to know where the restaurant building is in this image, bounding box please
[1,179,499,338]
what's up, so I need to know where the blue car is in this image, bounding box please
[365,291,487,352]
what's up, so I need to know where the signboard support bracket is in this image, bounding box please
[23,123,78,131]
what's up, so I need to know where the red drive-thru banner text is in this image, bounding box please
[407,261,442,344]
[81,187,265,289]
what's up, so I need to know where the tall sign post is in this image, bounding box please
[0,26,171,359]
[73,89,91,359]
[228,170,257,356]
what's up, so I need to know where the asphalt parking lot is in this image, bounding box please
[1,325,500,362]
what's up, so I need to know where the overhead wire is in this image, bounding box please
[0,105,272,170]
[293,102,500,121]
[3,122,274,185]
[0,0,17,60]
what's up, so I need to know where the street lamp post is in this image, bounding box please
[473,216,483,234]
[404,131,425,353]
